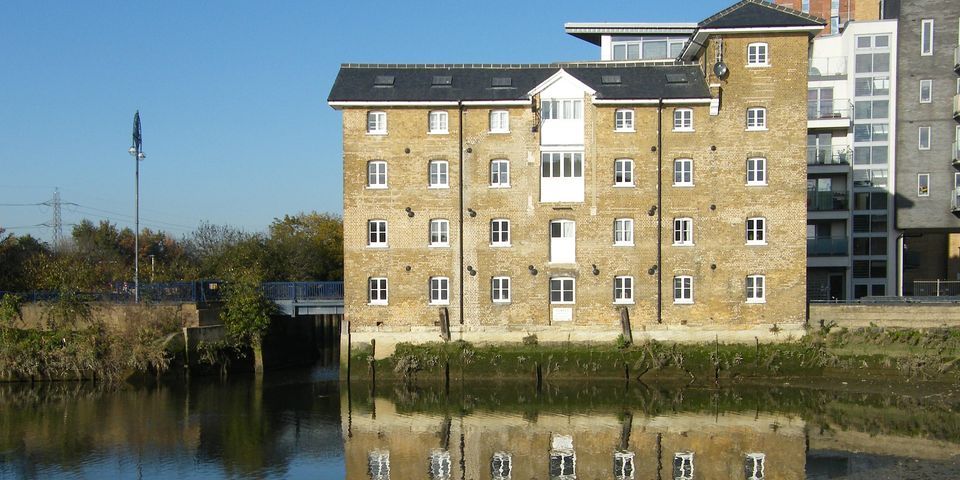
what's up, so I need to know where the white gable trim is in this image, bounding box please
[527,68,596,98]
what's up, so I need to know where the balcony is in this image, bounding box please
[808,237,848,257]
[808,100,852,129]
[954,94,960,120]
[954,45,959,73]
[953,141,960,166]
[807,146,852,166]
[953,188,960,213]
[808,191,849,211]
[809,57,846,78]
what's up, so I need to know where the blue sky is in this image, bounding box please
[0,0,731,242]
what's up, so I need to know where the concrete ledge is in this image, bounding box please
[809,303,960,329]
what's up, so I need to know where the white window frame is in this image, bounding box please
[673,158,693,186]
[747,43,769,66]
[429,160,449,188]
[367,160,387,189]
[541,99,583,120]
[490,159,510,188]
[614,218,634,246]
[490,110,510,133]
[429,219,449,247]
[491,452,512,480]
[549,277,575,304]
[615,109,635,132]
[921,19,934,56]
[614,451,635,480]
[919,126,931,150]
[429,277,450,305]
[368,277,388,305]
[368,220,387,248]
[746,275,766,304]
[674,452,694,479]
[673,276,693,304]
[428,110,448,134]
[919,79,933,103]
[614,276,634,304]
[745,453,765,480]
[614,158,634,187]
[746,217,767,245]
[746,107,767,131]
[918,173,930,197]
[673,108,693,131]
[673,218,693,246]
[491,276,511,303]
[367,111,387,134]
[747,157,767,186]
[490,219,511,247]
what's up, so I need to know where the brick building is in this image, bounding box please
[328,0,824,355]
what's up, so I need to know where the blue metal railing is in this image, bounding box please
[1,281,343,305]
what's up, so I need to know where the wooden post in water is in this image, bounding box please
[439,307,451,342]
[339,319,351,381]
[620,307,633,344]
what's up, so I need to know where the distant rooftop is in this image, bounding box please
[564,23,698,46]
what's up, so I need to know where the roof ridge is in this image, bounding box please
[698,0,825,28]
[339,61,703,69]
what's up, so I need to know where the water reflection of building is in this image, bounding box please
[343,397,806,479]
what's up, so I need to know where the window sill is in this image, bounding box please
[428,244,450,248]
[614,300,635,305]
[427,131,449,135]
[746,182,767,187]
[672,243,694,247]
[746,299,766,304]
[367,244,389,249]
[746,127,768,132]
[614,242,635,247]
[429,302,451,306]
[746,241,768,246]
[489,130,510,134]
[613,184,635,188]
[368,302,388,306]
[490,243,512,248]
[673,183,694,188]
[673,128,695,133]
[366,131,387,136]
[489,184,511,189]
[745,63,770,68]
[615,128,636,133]
[492,300,511,304]
[674,300,694,305]
[428,185,450,190]
[550,302,575,306]
[366,185,388,190]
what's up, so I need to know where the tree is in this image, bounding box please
[221,267,274,374]
[267,212,343,281]
[0,233,48,291]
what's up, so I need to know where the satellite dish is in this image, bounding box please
[713,61,728,79]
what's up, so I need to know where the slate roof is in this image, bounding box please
[328,63,711,103]
[698,0,824,29]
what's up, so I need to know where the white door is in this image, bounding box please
[550,220,575,264]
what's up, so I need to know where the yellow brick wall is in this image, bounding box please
[340,32,810,340]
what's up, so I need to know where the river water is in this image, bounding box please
[0,365,958,479]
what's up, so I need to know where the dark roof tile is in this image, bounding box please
[699,0,825,29]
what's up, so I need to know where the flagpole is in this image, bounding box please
[129,111,145,303]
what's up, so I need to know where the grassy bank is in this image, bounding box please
[350,327,960,383]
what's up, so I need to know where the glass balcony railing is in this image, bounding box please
[954,94,960,119]
[807,191,849,211]
[807,146,852,165]
[808,100,852,121]
[954,45,959,72]
[809,57,846,77]
[953,141,960,166]
[808,237,848,257]
[952,188,960,213]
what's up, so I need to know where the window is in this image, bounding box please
[611,36,687,60]
[746,107,767,130]
[673,452,694,479]
[367,160,387,188]
[918,173,930,197]
[673,218,693,246]
[429,219,449,247]
[368,277,388,305]
[368,220,387,247]
[746,217,767,245]
[429,449,451,480]
[490,219,511,246]
[367,111,386,134]
[855,52,890,73]
[541,99,582,120]
[549,277,575,304]
[541,152,583,178]
[489,110,509,133]
[673,276,693,304]
[428,111,448,133]
[746,275,766,303]
[747,43,769,66]
[921,19,934,55]
[854,100,889,120]
[490,159,510,187]
[429,160,449,188]
[614,276,634,304]
[919,127,931,150]
[673,108,693,131]
[615,109,634,131]
[614,218,634,246]
[747,157,766,185]
[369,450,390,480]
[429,277,449,305]
[550,220,576,263]
[673,158,693,186]
[614,159,634,186]
[492,277,511,303]
[745,453,765,480]
[613,451,635,480]
[491,452,512,480]
[801,0,809,12]
[920,80,932,103]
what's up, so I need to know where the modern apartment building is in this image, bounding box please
[883,0,960,293]
[775,0,881,35]
[328,0,822,352]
